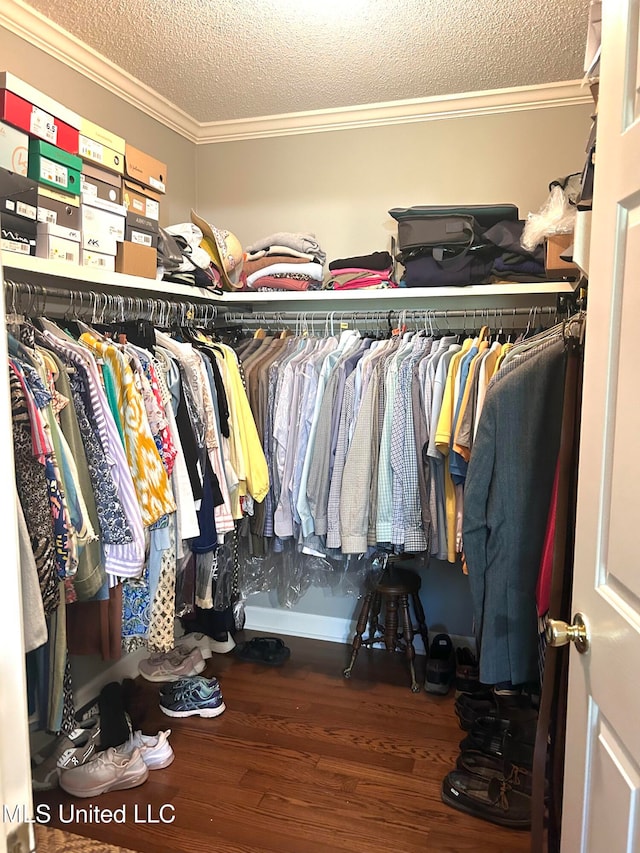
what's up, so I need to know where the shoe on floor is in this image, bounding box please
[159,679,226,719]
[159,675,221,697]
[176,631,236,656]
[425,633,455,695]
[456,751,533,796]
[455,647,481,695]
[114,729,174,770]
[59,747,149,798]
[441,770,531,829]
[31,729,97,791]
[138,647,206,683]
[148,641,211,662]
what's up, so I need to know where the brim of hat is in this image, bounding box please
[191,209,242,290]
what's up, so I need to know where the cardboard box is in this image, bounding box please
[545,233,579,278]
[81,204,125,242]
[0,90,79,154]
[36,232,80,264]
[80,248,115,272]
[124,144,166,193]
[0,168,38,221]
[125,210,158,249]
[1,210,36,255]
[28,139,82,195]
[80,118,125,154]
[38,184,79,207]
[122,178,160,221]
[81,162,122,208]
[79,135,124,174]
[37,220,81,244]
[0,121,28,175]
[115,240,157,279]
[0,72,81,129]
[82,230,118,256]
[37,190,81,230]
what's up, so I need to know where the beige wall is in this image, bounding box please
[0,28,196,225]
[195,103,593,262]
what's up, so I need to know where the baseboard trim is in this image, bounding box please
[244,605,475,656]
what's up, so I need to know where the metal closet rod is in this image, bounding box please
[3,281,219,327]
[223,306,558,325]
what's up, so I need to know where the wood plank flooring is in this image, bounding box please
[35,633,531,853]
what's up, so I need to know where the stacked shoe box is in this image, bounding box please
[79,118,127,272]
[120,144,164,279]
[0,72,82,259]
[0,114,37,255]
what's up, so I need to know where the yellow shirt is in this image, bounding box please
[80,333,176,526]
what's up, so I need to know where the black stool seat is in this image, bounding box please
[343,564,429,692]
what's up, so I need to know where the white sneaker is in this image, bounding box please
[176,631,236,656]
[114,729,174,770]
[138,647,206,682]
[59,747,149,798]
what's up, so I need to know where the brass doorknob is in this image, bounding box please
[546,613,589,654]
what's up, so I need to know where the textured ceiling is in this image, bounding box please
[23,0,590,124]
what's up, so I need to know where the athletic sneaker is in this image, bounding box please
[59,747,149,798]
[150,639,212,662]
[159,675,221,697]
[177,630,236,656]
[159,679,226,719]
[114,729,174,770]
[31,726,97,791]
[138,647,206,682]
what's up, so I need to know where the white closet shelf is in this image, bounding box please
[1,251,579,313]
[222,279,579,313]
[1,252,223,302]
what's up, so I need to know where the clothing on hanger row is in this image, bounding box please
[8,297,267,735]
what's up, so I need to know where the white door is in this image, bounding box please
[561,0,640,850]
[0,267,35,853]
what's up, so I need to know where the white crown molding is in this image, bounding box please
[197,81,592,143]
[0,0,200,142]
[0,0,591,145]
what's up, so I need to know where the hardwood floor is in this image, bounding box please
[35,633,531,853]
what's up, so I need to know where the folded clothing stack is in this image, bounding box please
[244,231,325,291]
[324,250,396,290]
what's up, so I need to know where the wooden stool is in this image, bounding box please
[343,564,429,692]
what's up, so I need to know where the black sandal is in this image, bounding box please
[234,637,291,666]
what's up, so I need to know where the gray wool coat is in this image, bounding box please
[463,337,566,686]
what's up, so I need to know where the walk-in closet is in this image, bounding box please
[2,1,639,852]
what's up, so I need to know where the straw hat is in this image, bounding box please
[190,209,243,291]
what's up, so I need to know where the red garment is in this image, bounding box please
[536,461,560,617]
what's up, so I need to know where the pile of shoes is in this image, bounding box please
[441,686,539,830]
[58,728,175,798]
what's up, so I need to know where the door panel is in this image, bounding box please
[562,0,640,850]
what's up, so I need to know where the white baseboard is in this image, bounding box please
[244,605,475,656]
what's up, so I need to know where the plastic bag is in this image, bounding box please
[521,183,578,251]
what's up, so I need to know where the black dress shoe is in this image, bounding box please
[459,716,537,768]
[441,770,531,829]
[456,750,533,796]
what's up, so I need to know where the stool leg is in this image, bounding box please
[343,591,373,679]
[400,594,420,693]
[369,591,382,643]
[411,591,429,652]
[384,596,399,652]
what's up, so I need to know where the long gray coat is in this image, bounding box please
[463,337,565,686]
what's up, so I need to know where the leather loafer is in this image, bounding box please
[441,770,531,829]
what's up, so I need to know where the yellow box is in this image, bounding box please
[79,118,125,154]
[79,135,124,174]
